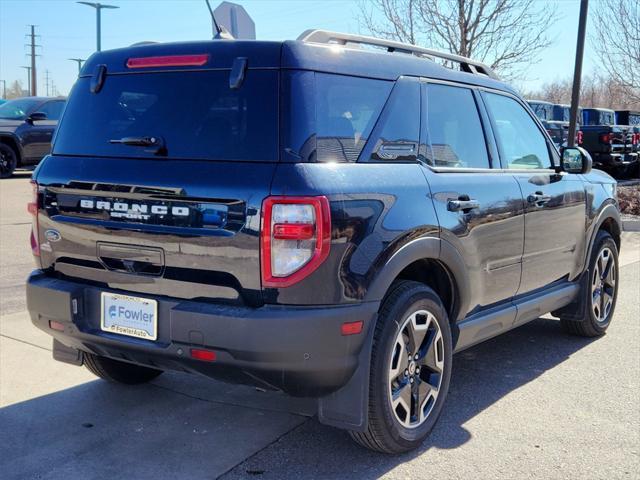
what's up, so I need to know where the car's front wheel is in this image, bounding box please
[350,280,452,454]
[561,230,619,337]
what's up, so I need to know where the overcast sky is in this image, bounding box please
[0,0,597,97]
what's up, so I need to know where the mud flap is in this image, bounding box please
[317,318,376,432]
[53,339,84,366]
[552,272,589,321]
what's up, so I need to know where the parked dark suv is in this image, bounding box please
[0,96,66,178]
[26,31,622,454]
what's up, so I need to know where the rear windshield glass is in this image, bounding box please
[54,70,278,161]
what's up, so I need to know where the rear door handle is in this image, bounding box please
[447,198,480,212]
[527,192,551,205]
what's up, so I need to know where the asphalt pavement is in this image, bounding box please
[1,174,638,479]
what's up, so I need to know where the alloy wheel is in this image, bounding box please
[591,246,616,323]
[388,309,444,429]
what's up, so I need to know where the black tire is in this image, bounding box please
[0,143,17,179]
[349,280,453,454]
[84,352,163,384]
[561,231,619,337]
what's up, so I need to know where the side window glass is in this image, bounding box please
[316,73,392,162]
[424,84,490,168]
[367,78,420,162]
[38,101,65,120]
[484,93,552,169]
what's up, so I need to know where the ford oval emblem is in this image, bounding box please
[44,229,61,242]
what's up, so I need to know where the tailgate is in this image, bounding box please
[35,156,275,306]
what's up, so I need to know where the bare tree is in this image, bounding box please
[523,74,637,110]
[358,0,557,79]
[592,0,640,104]
[5,80,25,100]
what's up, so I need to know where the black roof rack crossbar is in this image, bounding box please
[297,29,500,80]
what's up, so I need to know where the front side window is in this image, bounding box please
[423,83,490,169]
[484,93,552,170]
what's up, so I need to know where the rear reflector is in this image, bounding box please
[126,54,210,69]
[49,320,65,332]
[190,348,216,362]
[341,321,364,336]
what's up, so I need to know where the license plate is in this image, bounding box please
[101,292,158,340]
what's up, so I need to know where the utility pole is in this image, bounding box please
[77,2,120,52]
[568,0,589,147]
[68,58,85,74]
[0,80,6,99]
[21,66,32,96]
[44,70,51,97]
[26,25,40,96]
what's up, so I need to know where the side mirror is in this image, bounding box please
[561,146,592,174]
[26,112,47,124]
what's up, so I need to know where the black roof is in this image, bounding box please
[81,39,513,94]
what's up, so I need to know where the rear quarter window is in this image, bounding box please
[315,74,392,162]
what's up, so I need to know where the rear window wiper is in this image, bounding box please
[109,136,167,156]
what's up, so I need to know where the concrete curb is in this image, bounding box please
[622,219,640,232]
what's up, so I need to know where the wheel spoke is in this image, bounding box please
[389,339,408,381]
[406,312,428,356]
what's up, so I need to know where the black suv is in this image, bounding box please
[26,31,622,454]
[0,96,66,178]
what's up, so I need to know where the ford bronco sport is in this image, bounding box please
[26,30,622,454]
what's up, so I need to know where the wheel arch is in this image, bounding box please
[365,236,471,327]
[588,203,621,263]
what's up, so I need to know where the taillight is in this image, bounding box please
[576,130,583,145]
[28,180,39,257]
[633,133,639,145]
[599,133,612,144]
[261,196,331,288]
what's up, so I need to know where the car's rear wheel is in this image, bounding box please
[561,231,619,337]
[84,352,163,384]
[349,280,452,454]
[0,143,17,179]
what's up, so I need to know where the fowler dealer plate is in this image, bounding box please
[100,292,158,341]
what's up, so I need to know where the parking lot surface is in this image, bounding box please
[1,174,639,479]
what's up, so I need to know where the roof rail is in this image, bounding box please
[297,29,500,80]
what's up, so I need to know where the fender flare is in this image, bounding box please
[365,235,471,322]
[585,202,621,264]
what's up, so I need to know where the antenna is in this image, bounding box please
[205,0,234,39]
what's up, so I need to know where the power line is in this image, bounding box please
[44,69,51,97]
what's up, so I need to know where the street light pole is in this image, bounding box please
[568,0,589,148]
[68,58,86,74]
[77,2,119,52]
[0,80,6,99]
[21,66,32,96]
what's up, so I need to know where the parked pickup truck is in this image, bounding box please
[580,108,638,177]
[615,110,640,178]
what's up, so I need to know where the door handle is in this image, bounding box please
[527,191,551,205]
[447,198,480,212]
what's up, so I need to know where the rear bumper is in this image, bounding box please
[26,271,379,397]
